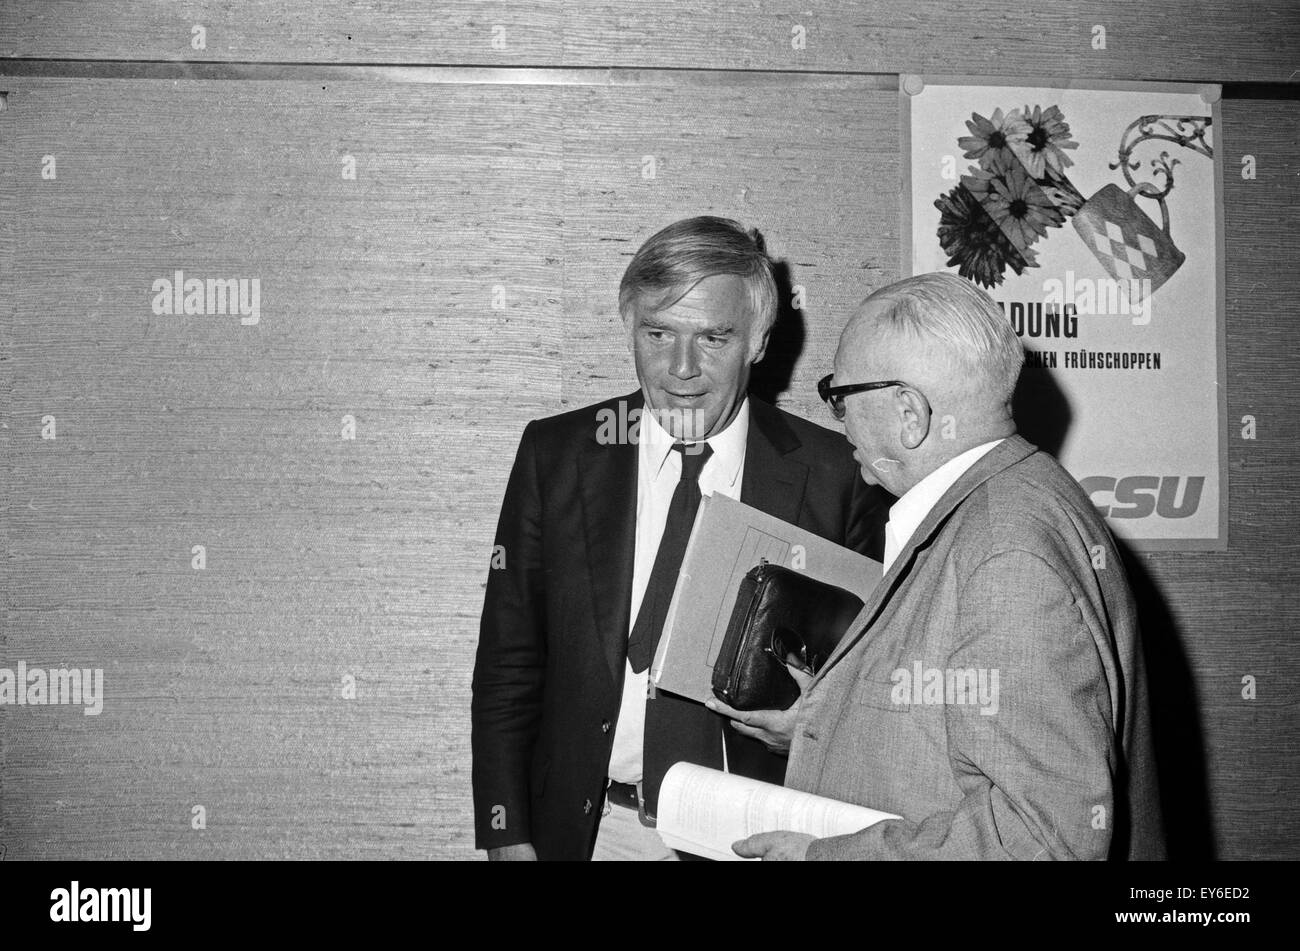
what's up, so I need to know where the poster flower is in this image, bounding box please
[936,104,1082,287]
[934,184,1037,286]
[1012,104,1079,177]
[956,106,1024,166]
[963,153,1065,247]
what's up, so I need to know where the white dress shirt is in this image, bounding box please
[605,398,750,784]
[881,439,1006,572]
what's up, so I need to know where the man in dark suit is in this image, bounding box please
[471,216,888,860]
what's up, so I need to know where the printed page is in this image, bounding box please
[657,763,900,861]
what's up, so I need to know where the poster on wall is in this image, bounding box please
[903,77,1227,551]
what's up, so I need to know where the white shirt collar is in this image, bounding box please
[641,396,749,489]
[886,438,1005,563]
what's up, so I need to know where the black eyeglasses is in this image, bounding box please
[764,626,823,676]
[817,373,924,421]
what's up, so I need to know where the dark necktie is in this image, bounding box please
[626,441,713,673]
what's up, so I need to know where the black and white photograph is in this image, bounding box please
[0,0,1295,936]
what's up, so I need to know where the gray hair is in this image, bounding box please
[865,272,1024,405]
[618,216,778,343]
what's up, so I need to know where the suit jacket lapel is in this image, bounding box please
[812,435,1039,685]
[579,393,808,684]
[740,397,808,524]
[579,390,643,683]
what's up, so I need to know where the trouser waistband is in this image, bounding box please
[605,780,655,827]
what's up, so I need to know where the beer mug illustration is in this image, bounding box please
[1074,114,1213,303]
[1073,183,1184,297]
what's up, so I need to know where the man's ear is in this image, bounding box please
[896,386,931,450]
[749,326,772,365]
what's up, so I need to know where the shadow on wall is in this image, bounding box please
[1012,361,1073,458]
[1118,544,1216,860]
[748,259,803,405]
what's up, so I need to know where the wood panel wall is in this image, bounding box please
[1,2,1296,861]
[2,1,1296,82]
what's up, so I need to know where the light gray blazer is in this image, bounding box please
[787,435,1166,860]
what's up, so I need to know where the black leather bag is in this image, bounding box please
[711,562,864,711]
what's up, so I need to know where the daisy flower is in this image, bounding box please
[973,158,1065,251]
[935,185,1037,288]
[1010,104,1079,178]
[957,108,1027,169]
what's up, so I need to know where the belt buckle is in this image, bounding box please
[636,781,656,829]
